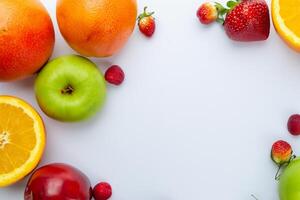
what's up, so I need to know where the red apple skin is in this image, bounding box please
[24,163,92,200]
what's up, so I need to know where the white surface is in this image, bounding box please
[1,0,300,199]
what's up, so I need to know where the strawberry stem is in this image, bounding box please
[251,194,259,200]
[214,0,239,24]
[138,6,155,22]
[274,154,296,181]
[275,164,283,181]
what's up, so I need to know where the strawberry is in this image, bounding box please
[201,0,270,41]
[271,140,293,165]
[197,3,218,24]
[224,0,270,41]
[138,7,155,37]
[271,140,296,180]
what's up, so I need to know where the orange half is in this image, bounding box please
[0,96,45,187]
[272,0,300,51]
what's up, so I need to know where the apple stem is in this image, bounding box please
[61,85,74,95]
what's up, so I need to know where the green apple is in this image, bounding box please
[35,55,106,122]
[279,158,300,200]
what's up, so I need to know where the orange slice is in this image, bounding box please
[0,96,45,187]
[272,0,300,51]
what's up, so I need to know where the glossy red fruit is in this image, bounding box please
[105,65,125,86]
[24,163,92,200]
[223,0,270,41]
[288,114,300,136]
[93,182,112,200]
[197,2,218,24]
[138,7,156,37]
[271,140,293,165]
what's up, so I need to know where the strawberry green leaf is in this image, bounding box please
[216,17,224,24]
[138,6,155,22]
[215,2,225,10]
[215,2,229,15]
[227,1,237,8]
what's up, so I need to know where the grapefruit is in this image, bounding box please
[56,0,137,57]
[0,0,55,81]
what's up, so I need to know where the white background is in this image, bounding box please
[1,0,300,199]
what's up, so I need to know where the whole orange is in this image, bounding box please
[0,0,55,81]
[56,0,137,57]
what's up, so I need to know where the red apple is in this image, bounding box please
[24,163,92,200]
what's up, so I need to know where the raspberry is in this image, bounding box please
[93,182,112,200]
[287,114,300,136]
[105,65,125,86]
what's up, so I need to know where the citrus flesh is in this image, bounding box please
[0,96,45,187]
[272,0,300,51]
